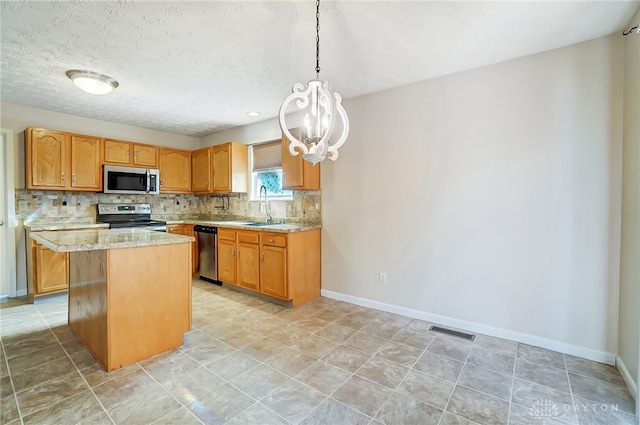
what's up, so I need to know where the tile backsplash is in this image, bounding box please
[15,189,321,224]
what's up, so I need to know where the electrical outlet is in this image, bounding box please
[379,272,388,285]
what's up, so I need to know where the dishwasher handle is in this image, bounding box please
[194,225,218,234]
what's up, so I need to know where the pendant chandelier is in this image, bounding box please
[278,0,349,165]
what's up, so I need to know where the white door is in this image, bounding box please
[0,129,16,298]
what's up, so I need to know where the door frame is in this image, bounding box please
[1,128,17,298]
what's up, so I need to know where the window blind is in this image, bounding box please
[252,140,282,172]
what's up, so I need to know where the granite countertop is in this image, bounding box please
[24,219,321,234]
[30,228,195,252]
[193,220,321,233]
[24,221,110,231]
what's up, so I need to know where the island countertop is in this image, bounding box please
[30,228,195,252]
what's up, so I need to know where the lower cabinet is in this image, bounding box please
[166,224,198,273]
[35,244,69,294]
[217,228,320,306]
[237,232,260,291]
[218,229,237,283]
[260,244,287,299]
[26,229,74,301]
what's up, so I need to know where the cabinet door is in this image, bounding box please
[191,147,212,193]
[281,134,320,190]
[159,148,192,193]
[212,144,231,192]
[28,129,67,189]
[282,134,304,188]
[104,139,132,164]
[70,135,102,190]
[237,242,260,291]
[35,245,69,293]
[260,245,287,299]
[133,144,157,167]
[218,239,237,284]
[167,224,198,273]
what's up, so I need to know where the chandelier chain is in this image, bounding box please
[315,0,321,77]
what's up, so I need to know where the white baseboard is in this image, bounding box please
[616,355,638,402]
[321,289,617,365]
[16,288,27,297]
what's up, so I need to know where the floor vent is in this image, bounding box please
[429,326,476,341]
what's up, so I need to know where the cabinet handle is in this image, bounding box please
[61,173,65,182]
[127,150,130,157]
[261,252,264,261]
[269,238,274,243]
[72,174,76,183]
[237,249,240,258]
[160,179,163,187]
[232,249,235,258]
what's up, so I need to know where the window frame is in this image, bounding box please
[248,141,293,201]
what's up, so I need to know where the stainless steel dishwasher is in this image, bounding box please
[193,225,221,285]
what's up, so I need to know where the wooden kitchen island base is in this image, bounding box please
[68,243,192,372]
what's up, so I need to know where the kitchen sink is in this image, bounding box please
[244,222,272,227]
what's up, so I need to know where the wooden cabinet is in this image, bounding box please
[34,244,69,294]
[158,148,192,193]
[26,128,102,191]
[212,143,248,193]
[191,147,212,193]
[26,129,67,189]
[237,232,260,291]
[218,229,260,291]
[26,228,79,301]
[191,143,248,194]
[68,243,191,372]
[282,133,320,190]
[166,224,198,273]
[24,127,254,195]
[104,139,157,167]
[260,237,287,299]
[218,229,237,284]
[70,135,102,190]
[217,228,321,306]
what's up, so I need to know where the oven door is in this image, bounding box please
[103,165,160,195]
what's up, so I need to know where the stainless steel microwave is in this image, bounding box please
[103,165,160,195]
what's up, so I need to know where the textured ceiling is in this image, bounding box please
[1,1,638,138]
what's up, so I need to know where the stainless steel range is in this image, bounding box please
[96,203,166,232]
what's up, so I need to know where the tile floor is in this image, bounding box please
[0,279,636,425]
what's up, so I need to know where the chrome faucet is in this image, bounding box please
[259,185,271,223]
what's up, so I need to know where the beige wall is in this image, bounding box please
[618,6,640,403]
[0,102,201,189]
[320,35,624,362]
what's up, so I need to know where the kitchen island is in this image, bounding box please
[30,228,194,372]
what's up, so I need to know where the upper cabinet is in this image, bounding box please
[281,133,320,190]
[191,147,212,194]
[26,128,101,191]
[70,135,102,190]
[158,148,192,193]
[104,139,157,167]
[191,142,248,194]
[213,142,248,193]
[24,128,258,196]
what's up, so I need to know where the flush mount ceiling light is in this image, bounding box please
[65,70,119,95]
[278,0,349,165]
